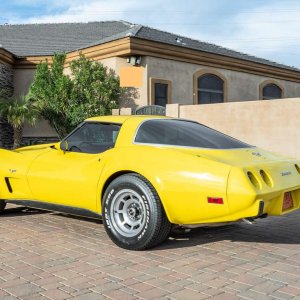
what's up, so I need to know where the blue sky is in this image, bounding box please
[1,0,300,68]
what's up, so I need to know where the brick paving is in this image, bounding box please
[1,205,300,300]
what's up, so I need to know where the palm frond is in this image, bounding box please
[0,96,39,129]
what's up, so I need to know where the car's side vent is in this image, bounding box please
[4,178,13,193]
[260,170,273,187]
[247,171,261,189]
[295,164,300,175]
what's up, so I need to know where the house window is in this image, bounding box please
[262,84,282,100]
[150,78,172,107]
[198,74,224,104]
[154,83,168,107]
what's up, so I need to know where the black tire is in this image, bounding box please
[102,174,172,250]
[0,200,6,213]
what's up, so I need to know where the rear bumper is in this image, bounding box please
[224,187,300,222]
[262,188,300,216]
[178,187,300,226]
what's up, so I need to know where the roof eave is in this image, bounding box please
[0,47,15,66]
[14,37,132,69]
[11,33,300,83]
[129,37,300,83]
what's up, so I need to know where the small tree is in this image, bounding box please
[28,53,123,138]
[0,96,39,149]
[27,54,73,138]
[68,54,121,128]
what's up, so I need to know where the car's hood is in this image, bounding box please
[13,143,56,157]
[172,147,294,167]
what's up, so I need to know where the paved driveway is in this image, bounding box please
[1,205,300,300]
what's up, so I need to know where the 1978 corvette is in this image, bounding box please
[1,115,300,250]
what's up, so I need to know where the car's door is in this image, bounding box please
[27,122,121,212]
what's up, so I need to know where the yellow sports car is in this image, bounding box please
[1,115,300,250]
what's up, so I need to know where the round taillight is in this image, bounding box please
[259,170,273,187]
[247,171,261,189]
[295,164,300,175]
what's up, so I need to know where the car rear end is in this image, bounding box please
[226,157,300,221]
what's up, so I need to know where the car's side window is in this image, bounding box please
[64,122,121,154]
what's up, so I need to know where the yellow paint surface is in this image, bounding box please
[1,116,300,225]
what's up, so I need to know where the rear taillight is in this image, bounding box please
[207,197,224,204]
[259,170,273,187]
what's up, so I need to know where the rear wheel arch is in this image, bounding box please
[101,173,172,250]
[100,170,173,223]
[101,171,166,209]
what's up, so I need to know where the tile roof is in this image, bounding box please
[0,20,298,71]
[0,21,131,56]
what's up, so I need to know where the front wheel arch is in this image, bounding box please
[101,171,139,205]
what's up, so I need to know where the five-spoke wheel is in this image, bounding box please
[103,174,171,250]
[110,189,146,238]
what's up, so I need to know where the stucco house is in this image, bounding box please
[1,20,300,146]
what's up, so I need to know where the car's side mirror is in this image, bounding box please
[60,140,69,152]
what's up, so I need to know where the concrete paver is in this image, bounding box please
[1,205,300,299]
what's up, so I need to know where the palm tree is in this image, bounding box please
[0,96,39,149]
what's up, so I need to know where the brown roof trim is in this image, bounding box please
[129,38,300,83]
[0,48,15,66]
[65,37,131,64]
[13,36,300,83]
[15,56,53,69]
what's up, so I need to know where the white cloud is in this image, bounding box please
[194,1,300,67]
[14,0,167,24]
[10,0,208,27]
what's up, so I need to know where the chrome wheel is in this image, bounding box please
[110,189,146,237]
[103,174,172,250]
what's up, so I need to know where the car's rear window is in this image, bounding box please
[135,119,251,149]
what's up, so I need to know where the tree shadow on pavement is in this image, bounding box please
[1,205,102,224]
[50,212,103,224]
[1,206,48,217]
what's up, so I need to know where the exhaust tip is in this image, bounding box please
[242,218,257,225]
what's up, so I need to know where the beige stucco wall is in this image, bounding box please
[166,98,300,159]
[146,56,300,104]
[12,54,300,138]
[101,57,148,108]
[147,56,194,105]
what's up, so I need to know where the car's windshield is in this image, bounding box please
[135,119,251,149]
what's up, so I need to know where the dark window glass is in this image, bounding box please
[262,84,282,100]
[135,119,251,149]
[64,122,121,154]
[154,83,168,107]
[198,74,224,104]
